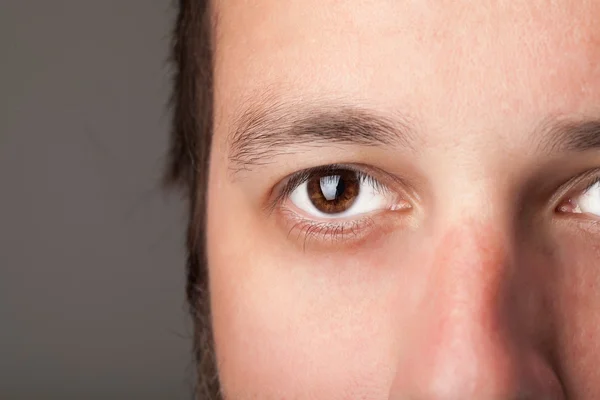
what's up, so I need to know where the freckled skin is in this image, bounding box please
[207,1,600,399]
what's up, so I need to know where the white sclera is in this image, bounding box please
[578,181,600,215]
[289,174,391,219]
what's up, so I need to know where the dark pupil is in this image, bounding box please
[306,169,360,214]
[334,179,345,198]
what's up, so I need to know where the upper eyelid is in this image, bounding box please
[580,177,600,195]
[270,164,600,213]
[552,168,600,207]
[266,164,389,211]
[277,164,388,197]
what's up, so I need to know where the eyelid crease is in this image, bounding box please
[552,167,600,208]
[584,176,600,193]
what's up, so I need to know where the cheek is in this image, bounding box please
[208,240,402,398]
[551,225,600,396]
[207,186,422,399]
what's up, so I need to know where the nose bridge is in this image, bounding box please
[424,162,521,341]
[428,220,513,332]
[426,221,520,385]
[391,219,535,399]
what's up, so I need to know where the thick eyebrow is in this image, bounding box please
[538,117,600,153]
[227,99,416,174]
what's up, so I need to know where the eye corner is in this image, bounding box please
[267,163,415,247]
[555,198,578,214]
[390,201,413,212]
[552,169,600,218]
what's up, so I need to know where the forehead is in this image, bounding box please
[213,1,600,135]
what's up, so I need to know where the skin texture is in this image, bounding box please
[206,1,600,398]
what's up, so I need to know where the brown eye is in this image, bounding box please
[306,169,360,214]
[560,179,600,216]
[288,166,401,218]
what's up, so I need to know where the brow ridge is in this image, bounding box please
[538,117,600,153]
[228,98,415,173]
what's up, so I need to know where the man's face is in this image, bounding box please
[206,1,600,398]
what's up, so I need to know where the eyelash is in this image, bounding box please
[274,164,387,204]
[270,164,393,246]
[585,175,600,191]
[580,176,600,197]
[270,165,600,248]
[281,210,377,249]
[556,169,600,213]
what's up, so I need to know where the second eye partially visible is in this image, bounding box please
[565,178,600,216]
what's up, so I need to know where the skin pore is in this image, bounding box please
[204,1,600,398]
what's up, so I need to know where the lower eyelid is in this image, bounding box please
[268,164,417,247]
[279,210,377,247]
[276,205,410,249]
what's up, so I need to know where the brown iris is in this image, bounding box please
[306,169,360,214]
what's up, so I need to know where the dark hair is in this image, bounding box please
[166,0,220,398]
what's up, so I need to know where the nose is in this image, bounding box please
[388,221,564,400]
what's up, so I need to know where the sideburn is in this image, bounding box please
[168,0,221,398]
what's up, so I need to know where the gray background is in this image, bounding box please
[1,2,193,399]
